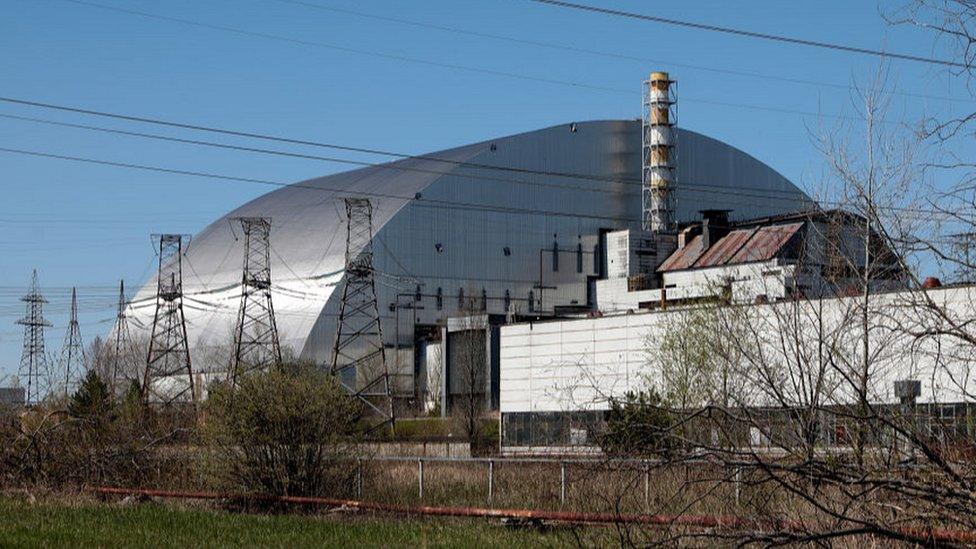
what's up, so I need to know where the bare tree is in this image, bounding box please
[583,57,976,545]
[448,289,490,440]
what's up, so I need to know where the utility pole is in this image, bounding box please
[231,217,281,387]
[110,279,134,394]
[16,269,51,405]
[143,234,195,406]
[331,198,395,433]
[55,287,85,397]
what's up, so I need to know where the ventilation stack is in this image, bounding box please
[642,71,677,234]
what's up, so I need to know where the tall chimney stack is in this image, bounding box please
[642,71,676,234]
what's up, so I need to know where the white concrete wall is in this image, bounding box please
[501,286,976,414]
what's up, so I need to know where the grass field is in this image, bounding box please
[0,496,574,548]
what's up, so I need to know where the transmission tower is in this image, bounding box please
[55,287,86,397]
[16,270,51,405]
[231,217,281,387]
[331,198,394,431]
[143,234,195,406]
[110,279,135,393]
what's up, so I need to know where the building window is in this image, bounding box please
[436,287,443,310]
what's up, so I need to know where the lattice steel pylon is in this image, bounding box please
[143,234,195,406]
[331,198,394,431]
[231,217,281,387]
[109,279,135,393]
[55,287,86,397]
[16,269,52,405]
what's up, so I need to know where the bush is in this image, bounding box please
[600,389,675,457]
[205,364,365,497]
[1,371,188,490]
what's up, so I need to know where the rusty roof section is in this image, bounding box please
[658,222,804,272]
[657,234,703,271]
[693,228,757,268]
[730,222,803,264]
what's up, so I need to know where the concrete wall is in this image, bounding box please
[501,285,976,414]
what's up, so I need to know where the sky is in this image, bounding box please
[0,0,972,380]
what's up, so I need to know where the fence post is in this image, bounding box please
[560,461,566,505]
[643,460,649,510]
[418,459,424,500]
[356,458,363,499]
[734,466,741,507]
[488,459,494,505]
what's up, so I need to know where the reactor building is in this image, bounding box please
[127,73,814,410]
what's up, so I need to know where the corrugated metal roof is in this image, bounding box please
[657,234,702,271]
[693,228,757,268]
[730,222,803,264]
[659,222,804,272]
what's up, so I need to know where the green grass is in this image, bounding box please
[0,496,571,548]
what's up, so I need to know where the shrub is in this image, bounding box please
[1,372,188,490]
[600,389,675,457]
[205,364,365,497]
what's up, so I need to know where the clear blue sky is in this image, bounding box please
[0,0,969,379]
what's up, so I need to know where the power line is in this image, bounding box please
[1,97,911,213]
[528,0,969,69]
[0,143,962,223]
[274,0,973,105]
[0,111,812,202]
[60,0,625,94]
[53,1,911,125]
[0,145,647,224]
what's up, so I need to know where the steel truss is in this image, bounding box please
[55,287,85,396]
[16,269,51,405]
[231,217,281,386]
[143,234,195,406]
[331,198,395,431]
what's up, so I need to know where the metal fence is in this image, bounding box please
[357,455,743,509]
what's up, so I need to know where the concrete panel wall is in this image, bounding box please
[501,286,976,413]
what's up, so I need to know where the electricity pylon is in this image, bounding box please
[331,198,394,432]
[16,269,51,405]
[231,217,281,387]
[55,287,85,397]
[110,279,135,394]
[143,234,195,406]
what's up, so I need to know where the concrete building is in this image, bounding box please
[595,209,905,311]
[499,285,976,453]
